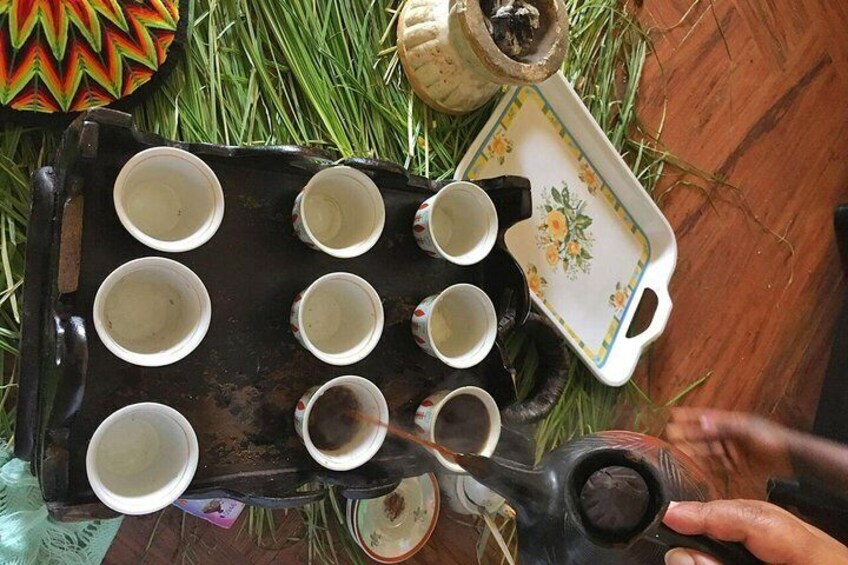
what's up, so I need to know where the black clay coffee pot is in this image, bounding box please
[457,431,762,564]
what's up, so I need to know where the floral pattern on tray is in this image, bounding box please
[536,182,594,279]
[525,264,548,298]
[486,131,513,164]
[578,159,602,194]
[462,85,651,368]
[609,282,631,316]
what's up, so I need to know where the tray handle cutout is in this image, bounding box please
[57,180,84,295]
[47,315,88,430]
[41,315,88,502]
[626,284,672,350]
[607,279,673,387]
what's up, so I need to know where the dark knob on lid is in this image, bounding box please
[579,465,651,537]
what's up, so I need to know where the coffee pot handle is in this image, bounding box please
[501,310,570,425]
[654,523,764,565]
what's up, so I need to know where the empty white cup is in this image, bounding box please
[86,402,199,515]
[294,375,389,471]
[292,166,385,258]
[114,147,225,253]
[411,283,497,369]
[413,181,498,265]
[290,273,384,366]
[93,257,211,367]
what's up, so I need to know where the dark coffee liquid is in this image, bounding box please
[434,395,490,453]
[351,411,460,462]
[308,387,361,451]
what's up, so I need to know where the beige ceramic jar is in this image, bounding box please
[397,0,569,114]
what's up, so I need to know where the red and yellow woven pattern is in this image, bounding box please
[0,0,180,113]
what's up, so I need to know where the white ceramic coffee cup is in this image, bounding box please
[290,273,384,366]
[294,376,389,471]
[292,166,385,258]
[411,283,497,369]
[86,402,199,515]
[93,257,211,367]
[114,147,225,252]
[414,386,501,473]
[412,181,498,265]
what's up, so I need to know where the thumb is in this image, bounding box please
[665,548,723,565]
[663,500,848,564]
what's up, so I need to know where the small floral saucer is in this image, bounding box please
[346,474,440,563]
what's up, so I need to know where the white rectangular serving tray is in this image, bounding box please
[457,72,677,386]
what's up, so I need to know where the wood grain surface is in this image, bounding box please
[105,0,848,562]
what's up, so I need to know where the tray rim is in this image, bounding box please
[18,108,539,517]
[456,72,678,387]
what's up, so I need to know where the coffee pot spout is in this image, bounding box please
[455,453,551,514]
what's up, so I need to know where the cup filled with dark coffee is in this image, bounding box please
[294,375,389,471]
[414,386,501,473]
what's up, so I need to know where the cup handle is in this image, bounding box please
[500,310,570,425]
[653,523,763,565]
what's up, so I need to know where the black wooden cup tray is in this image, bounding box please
[16,109,548,520]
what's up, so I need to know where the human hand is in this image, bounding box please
[663,500,848,565]
[665,408,793,486]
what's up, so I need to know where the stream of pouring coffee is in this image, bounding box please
[350,412,460,463]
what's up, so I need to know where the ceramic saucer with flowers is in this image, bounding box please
[346,474,439,563]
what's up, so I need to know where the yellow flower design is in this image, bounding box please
[579,161,600,194]
[609,282,630,313]
[528,272,542,294]
[526,264,547,298]
[546,210,568,241]
[612,290,628,310]
[535,183,594,279]
[545,244,559,266]
[487,132,513,165]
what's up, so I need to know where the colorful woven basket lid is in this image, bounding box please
[0,0,186,122]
